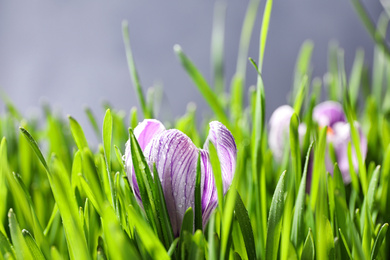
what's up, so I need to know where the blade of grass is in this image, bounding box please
[350,0,390,57]
[265,171,286,260]
[194,152,202,231]
[348,48,364,109]
[174,44,230,127]
[102,109,114,207]
[289,113,302,196]
[84,107,101,139]
[259,0,273,71]
[128,128,162,239]
[0,229,16,259]
[129,205,170,260]
[122,21,150,118]
[22,230,45,260]
[234,191,256,260]
[371,223,389,260]
[68,116,89,150]
[301,229,315,260]
[8,209,34,260]
[153,164,175,251]
[291,142,313,251]
[338,228,352,260]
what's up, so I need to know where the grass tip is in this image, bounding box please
[122,20,129,28]
[173,44,182,53]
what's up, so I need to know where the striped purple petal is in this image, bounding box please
[125,119,165,202]
[313,101,346,127]
[204,121,237,194]
[143,129,199,236]
[199,150,218,227]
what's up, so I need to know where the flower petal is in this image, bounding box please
[313,101,346,127]
[199,149,218,226]
[204,121,237,194]
[268,105,294,162]
[329,121,367,183]
[143,129,198,236]
[125,119,165,201]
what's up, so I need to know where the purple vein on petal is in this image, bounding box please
[204,121,237,194]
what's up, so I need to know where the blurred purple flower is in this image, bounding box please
[313,101,367,183]
[269,101,367,184]
[268,105,306,162]
[125,119,237,235]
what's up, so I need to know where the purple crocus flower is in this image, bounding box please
[313,101,367,183]
[125,119,237,235]
[268,101,367,185]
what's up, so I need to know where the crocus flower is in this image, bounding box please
[125,119,237,235]
[268,105,306,162]
[312,101,367,183]
[268,101,367,184]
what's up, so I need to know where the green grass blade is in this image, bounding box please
[310,127,328,209]
[292,40,313,103]
[301,229,315,260]
[0,138,8,236]
[208,143,224,212]
[167,238,180,257]
[19,128,50,174]
[236,0,260,75]
[68,116,89,150]
[122,21,150,118]
[371,223,389,260]
[128,128,161,236]
[338,228,352,260]
[265,171,286,260]
[220,189,237,260]
[8,209,34,260]
[289,113,302,196]
[50,156,91,260]
[259,0,273,71]
[22,230,44,260]
[128,205,170,260]
[101,204,140,259]
[350,0,390,57]
[291,142,313,251]
[250,59,267,255]
[367,165,381,212]
[102,109,114,207]
[84,107,101,139]
[0,229,16,259]
[180,207,194,238]
[194,152,202,231]
[173,44,230,127]
[293,75,308,116]
[234,191,256,260]
[348,48,364,109]
[153,164,175,250]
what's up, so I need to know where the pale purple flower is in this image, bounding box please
[313,101,346,127]
[313,101,367,183]
[268,101,367,185]
[125,119,237,235]
[268,105,306,162]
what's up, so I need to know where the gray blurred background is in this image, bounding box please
[0,1,382,141]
